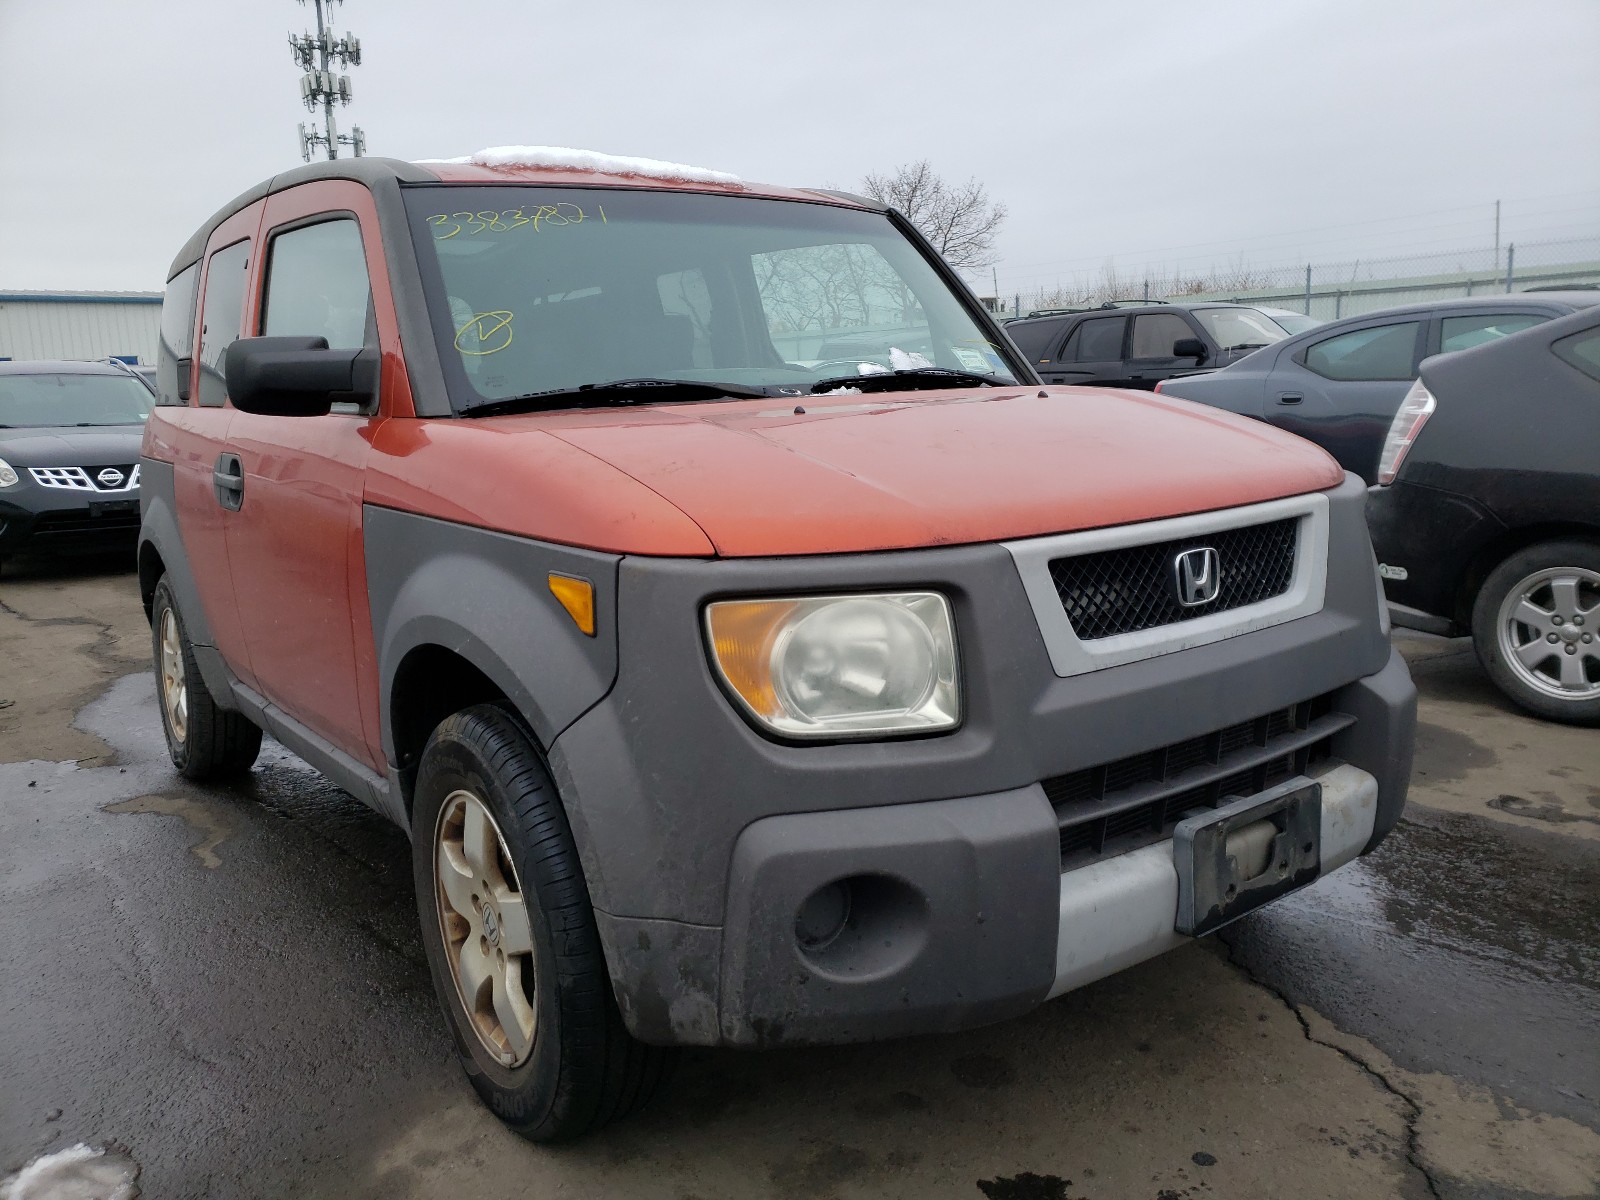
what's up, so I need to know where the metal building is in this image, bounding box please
[0,291,162,364]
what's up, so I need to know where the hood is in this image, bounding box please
[0,425,147,467]
[521,384,1344,557]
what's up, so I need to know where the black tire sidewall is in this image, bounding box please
[150,577,198,771]
[410,706,588,1136]
[1472,539,1600,725]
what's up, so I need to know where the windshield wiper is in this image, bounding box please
[809,367,1005,395]
[463,378,771,417]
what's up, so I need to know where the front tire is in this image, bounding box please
[411,705,670,1141]
[1471,540,1600,726]
[150,576,262,779]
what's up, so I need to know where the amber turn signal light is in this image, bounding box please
[549,573,596,636]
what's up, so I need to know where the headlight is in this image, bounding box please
[705,592,960,739]
[0,458,18,488]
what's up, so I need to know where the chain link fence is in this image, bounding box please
[988,236,1600,322]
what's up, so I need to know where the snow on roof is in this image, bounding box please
[421,145,742,186]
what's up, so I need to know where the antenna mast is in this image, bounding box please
[290,0,365,161]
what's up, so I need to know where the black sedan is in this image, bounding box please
[1367,306,1600,725]
[1155,293,1599,484]
[0,361,151,571]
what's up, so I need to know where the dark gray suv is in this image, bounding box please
[1004,301,1290,390]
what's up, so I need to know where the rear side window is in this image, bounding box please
[1130,313,1193,359]
[1303,321,1421,381]
[197,241,250,408]
[155,263,199,407]
[1440,312,1544,353]
[1006,319,1062,361]
[1074,315,1125,362]
[1552,328,1600,382]
[261,218,373,350]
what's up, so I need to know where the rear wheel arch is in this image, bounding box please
[1453,522,1600,629]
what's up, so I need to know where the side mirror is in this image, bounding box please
[224,336,377,416]
[1172,337,1208,363]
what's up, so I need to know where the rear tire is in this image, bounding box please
[1471,540,1600,726]
[411,704,671,1142]
[150,576,263,779]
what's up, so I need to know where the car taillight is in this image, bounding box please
[1377,378,1435,485]
[1152,380,1165,393]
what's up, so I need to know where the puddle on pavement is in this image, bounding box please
[102,795,232,869]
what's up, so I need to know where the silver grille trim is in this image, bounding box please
[1003,492,1330,678]
[29,464,141,492]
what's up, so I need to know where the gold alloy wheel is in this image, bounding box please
[434,789,538,1067]
[159,608,188,743]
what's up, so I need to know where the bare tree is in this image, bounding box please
[861,160,1007,271]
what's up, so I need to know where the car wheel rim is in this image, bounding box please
[1496,566,1600,702]
[434,789,538,1067]
[159,608,188,743]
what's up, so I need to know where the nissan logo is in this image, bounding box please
[1173,546,1222,607]
[97,468,125,489]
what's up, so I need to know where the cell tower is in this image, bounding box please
[289,0,365,161]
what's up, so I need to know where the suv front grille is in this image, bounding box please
[1048,516,1298,641]
[1045,692,1351,868]
[29,464,140,492]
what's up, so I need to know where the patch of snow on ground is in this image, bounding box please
[422,145,741,185]
[889,347,934,371]
[2,1144,139,1200]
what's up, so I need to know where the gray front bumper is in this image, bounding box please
[580,644,1414,1048]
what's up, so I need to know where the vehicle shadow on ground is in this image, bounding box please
[0,550,138,585]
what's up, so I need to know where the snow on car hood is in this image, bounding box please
[533,384,1345,557]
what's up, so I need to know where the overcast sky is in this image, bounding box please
[2,0,1596,296]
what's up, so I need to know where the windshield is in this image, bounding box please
[403,186,1020,409]
[1192,308,1290,350]
[0,372,153,428]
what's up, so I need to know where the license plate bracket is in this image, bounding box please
[88,498,139,518]
[1173,777,1321,936]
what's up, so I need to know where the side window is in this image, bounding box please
[1054,323,1082,362]
[1303,321,1421,381]
[261,219,372,350]
[1130,313,1194,359]
[1440,313,1544,354]
[155,262,199,407]
[1004,319,1060,362]
[1552,328,1600,383]
[197,240,250,408]
[1074,316,1125,362]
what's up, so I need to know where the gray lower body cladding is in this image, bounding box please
[546,475,1415,1046]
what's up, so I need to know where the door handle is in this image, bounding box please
[213,453,244,512]
[1276,392,1304,405]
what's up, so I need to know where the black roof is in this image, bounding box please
[168,157,437,281]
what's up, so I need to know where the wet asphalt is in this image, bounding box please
[1,560,1596,1200]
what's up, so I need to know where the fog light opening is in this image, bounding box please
[795,879,852,952]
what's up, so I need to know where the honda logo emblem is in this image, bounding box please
[97,468,125,489]
[1173,546,1221,607]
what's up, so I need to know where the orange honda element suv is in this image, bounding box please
[140,149,1415,1140]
